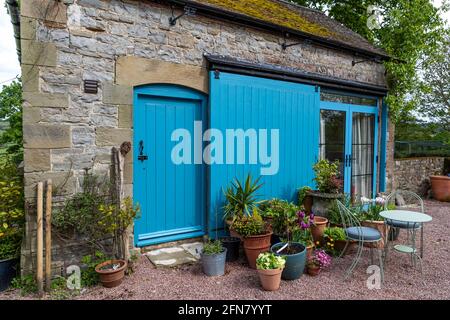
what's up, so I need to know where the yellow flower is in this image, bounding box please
[327,242,330,246]
[316,241,320,245]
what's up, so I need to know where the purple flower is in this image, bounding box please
[300,221,308,229]
[297,211,305,219]
[309,212,315,220]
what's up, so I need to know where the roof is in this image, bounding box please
[175,0,389,59]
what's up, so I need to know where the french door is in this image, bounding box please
[319,101,378,200]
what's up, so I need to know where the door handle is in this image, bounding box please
[138,140,148,162]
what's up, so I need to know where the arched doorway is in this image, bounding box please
[133,84,207,247]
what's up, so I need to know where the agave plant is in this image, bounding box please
[223,174,264,222]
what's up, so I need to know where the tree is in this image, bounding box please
[0,79,23,163]
[291,0,449,123]
[417,35,450,135]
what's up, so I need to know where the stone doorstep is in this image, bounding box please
[142,238,204,268]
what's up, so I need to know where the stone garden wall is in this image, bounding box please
[393,157,445,195]
[20,0,387,275]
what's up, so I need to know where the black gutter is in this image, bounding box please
[6,0,21,62]
[205,55,388,96]
[167,0,391,62]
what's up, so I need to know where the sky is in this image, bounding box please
[0,0,449,89]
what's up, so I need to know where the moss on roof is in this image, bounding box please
[194,0,333,38]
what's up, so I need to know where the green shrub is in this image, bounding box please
[232,210,269,237]
[324,227,346,241]
[0,157,24,260]
[202,240,224,255]
[11,274,37,296]
[313,159,342,194]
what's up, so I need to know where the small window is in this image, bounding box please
[321,92,377,107]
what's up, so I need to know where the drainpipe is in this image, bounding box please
[6,0,21,62]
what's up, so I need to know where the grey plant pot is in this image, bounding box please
[201,248,227,276]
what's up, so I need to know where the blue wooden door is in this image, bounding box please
[133,85,206,247]
[209,72,320,237]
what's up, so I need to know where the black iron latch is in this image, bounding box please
[138,140,148,162]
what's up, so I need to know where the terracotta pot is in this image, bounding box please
[361,220,386,249]
[430,175,450,202]
[306,244,314,261]
[334,239,355,255]
[307,265,321,276]
[311,216,328,242]
[95,259,127,288]
[257,268,283,291]
[243,232,273,269]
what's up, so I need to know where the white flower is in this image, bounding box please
[375,197,386,205]
[360,197,371,204]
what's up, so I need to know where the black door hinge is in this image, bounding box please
[214,69,220,79]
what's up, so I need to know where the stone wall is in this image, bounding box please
[20,0,387,274]
[394,157,445,195]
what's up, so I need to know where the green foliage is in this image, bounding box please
[291,228,313,247]
[416,35,450,139]
[297,186,312,205]
[53,170,140,259]
[231,209,269,237]
[327,196,361,225]
[258,198,289,219]
[0,79,22,163]
[312,159,342,194]
[292,0,449,123]
[256,252,286,270]
[202,240,224,255]
[223,174,263,221]
[270,201,299,236]
[0,157,24,260]
[324,227,346,241]
[80,251,110,287]
[11,274,37,296]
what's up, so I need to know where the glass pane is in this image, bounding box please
[321,92,377,107]
[351,112,375,200]
[319,110,345,192]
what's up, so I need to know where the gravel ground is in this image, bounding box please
[1,200,449,300]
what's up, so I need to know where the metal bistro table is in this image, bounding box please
[380,210,432,271]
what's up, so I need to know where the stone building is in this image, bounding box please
[8,0,394,274]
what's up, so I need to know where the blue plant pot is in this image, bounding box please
[271,242,306,280]
[201,248,227,276]
[0,258,18,292]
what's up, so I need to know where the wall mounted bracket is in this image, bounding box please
[281,33,312,50]
[169,5,197,26]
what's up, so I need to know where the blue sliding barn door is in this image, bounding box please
[133,85,206,247]
[208,72,320,237]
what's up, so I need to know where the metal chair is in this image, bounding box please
[384,190,424,272]
[336,200,384,282]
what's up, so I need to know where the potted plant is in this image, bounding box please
[360,196,393,248]
[220,237,240,262]
[258,198,290,233]
[223,174,264,238]
[270,209,312,280]
[201,240,227,276]
[232,209,272,269]
[269,200,299,245]
[256,252,286,291]
[430,174,450,202]
[306,249,332,276]
[323,226,354,256]
[308,159,344,217]
[95,196,140,287]
[311,215,329,243]
[0,160,24,292]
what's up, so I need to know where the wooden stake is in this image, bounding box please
[36,181,44,296]
[45,179,52,292]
